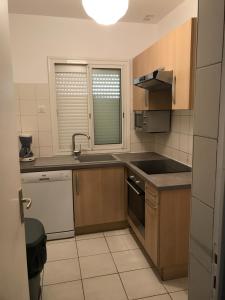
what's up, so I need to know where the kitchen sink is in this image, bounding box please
[78,154,116,163]
[131,159,191,175]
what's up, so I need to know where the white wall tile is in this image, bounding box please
[16,99,20,114]
[197,0,224,67]
[40,146,53,157]
[18,83,36,100]
[154,113,193,165]
[37,114,52,131]
[194,64,221,139]
[37,98,51,115]
[39,131,53,147]
[180,116,190,134]
[16,115,21,131]
[21,115,38,131]
[179,134,189,153]
[20,100,37,115]
[192,136,217,207]
[35,83,50,99]
[32,147,40,158]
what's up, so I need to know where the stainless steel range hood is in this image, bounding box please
[133,69,173,92]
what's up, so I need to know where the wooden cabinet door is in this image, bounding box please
[159,189,191,269]
[73,167,125,227]
[173,18,197,109]
[145,184,159,266]
[74,168,102,227]
[101,167,126,223]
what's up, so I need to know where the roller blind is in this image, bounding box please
[92,68,122,145]
[55,64,89,152]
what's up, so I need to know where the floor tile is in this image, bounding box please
[47,240,77,261]
[104,228,131,237]
[83,274,127,300]
[42,280,84,300]
[106,234,139,252]
[120,268,167,299]
[76,232,104,241]
[170,290,188,300]
[79,253,117,279]
[112,249,150,272]
[139,295,171,300]
[43,258,81,285]
[47,238,75,245]
[77,237,109,257]
[163,277,188,293]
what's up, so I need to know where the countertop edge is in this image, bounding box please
[20,153,192,190]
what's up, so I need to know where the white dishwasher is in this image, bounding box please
[21,170,74,240]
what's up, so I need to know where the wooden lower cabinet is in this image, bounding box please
[144,183,191,280]
[73,167,126,228]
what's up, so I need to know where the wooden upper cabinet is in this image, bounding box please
[133,18,196,111]
[173,18,197,110]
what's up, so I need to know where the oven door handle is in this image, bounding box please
[126,180,141,195]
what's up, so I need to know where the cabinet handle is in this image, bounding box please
[76,173,79,195]
[145,90,149,109]
[172,75,176,105]
[126,180,140,195]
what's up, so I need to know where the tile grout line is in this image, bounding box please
[43,278,82,287]
[75,239,86,300]
[75,231,131,242]
[133,291,170,300]
[45,233,187,299]
[104,235,130,300]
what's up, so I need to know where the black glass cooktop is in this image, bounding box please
[131,159,191,175]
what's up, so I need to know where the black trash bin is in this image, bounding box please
[25,218,47,300]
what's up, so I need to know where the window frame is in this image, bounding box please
[48,57,131,155]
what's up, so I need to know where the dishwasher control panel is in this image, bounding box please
[21,170,72,183]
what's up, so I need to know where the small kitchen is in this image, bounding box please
[3,0,223,299]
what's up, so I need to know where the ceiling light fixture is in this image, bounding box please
[82,0,129,26]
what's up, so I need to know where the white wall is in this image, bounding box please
[157,0,198,38]
[10,0,198,158]
[9,14,158,83]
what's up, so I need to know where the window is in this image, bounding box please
[49,59,130,154]
[92,68,122,145]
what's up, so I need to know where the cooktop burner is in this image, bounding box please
[131,159,191,175]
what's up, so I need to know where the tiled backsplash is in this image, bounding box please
[16,83,193,165]
[16,83,54,157]
[130,112,155,153]
[154,110,193,165]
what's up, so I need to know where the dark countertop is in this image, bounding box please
[20,155,123,173]
[20,152,192,190]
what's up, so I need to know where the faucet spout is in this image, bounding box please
[72,133,90,159]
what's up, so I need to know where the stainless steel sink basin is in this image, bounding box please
[131,159,191,175]
[78,154,116,163]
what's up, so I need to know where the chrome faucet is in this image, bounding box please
[72,133,90,159]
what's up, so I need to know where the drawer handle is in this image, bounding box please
[76,173,79,195]
[172,75,176,105]
[126,180,140,195]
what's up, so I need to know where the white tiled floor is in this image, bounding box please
[41,228,188,300]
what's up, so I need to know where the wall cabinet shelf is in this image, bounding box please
[133,18,197,111]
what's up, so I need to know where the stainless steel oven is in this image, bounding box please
[127,170,145,237]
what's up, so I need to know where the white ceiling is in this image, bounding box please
[8,0,185,24]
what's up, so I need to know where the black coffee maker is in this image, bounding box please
[19,135,35,162]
